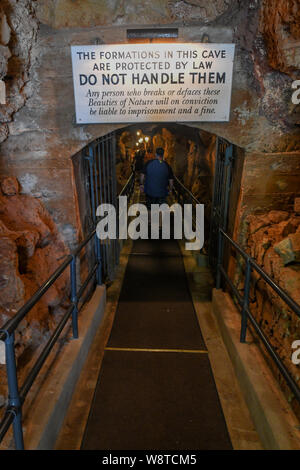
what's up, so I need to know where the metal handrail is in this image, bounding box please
[173,175,199,206]
[217,227,300,404]
[0,173,135,450]
[119,171,135,198]
[0,255,73,343]
[0,227,102,449]
[173,175,300,405]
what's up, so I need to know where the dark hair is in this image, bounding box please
[155,147,164,157]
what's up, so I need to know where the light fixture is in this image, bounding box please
[138,138,143,143]
[145,136,149,143]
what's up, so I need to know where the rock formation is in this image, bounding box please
[239,205,300,414]
[0,176,69,407]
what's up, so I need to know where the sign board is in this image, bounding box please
[71,43,235,124]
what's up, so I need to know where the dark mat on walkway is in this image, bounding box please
[131,237,180,255]
[107,239,206,350]
[81,350,232,450]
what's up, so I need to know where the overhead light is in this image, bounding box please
[145,136,149,142]
[138,138,143,143]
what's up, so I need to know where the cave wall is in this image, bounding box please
[0,0,299,423]
[0,0,299,252]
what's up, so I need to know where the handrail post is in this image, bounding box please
[240,258,251,343]
[94,232,102,285]
[216,228,223,289]
[70,255,78,339]
[5,333,24,450]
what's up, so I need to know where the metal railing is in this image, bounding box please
[173,175,199,207]
[0,172,135,450]
[216,227,300,404]
[119,171,135,199]
[0,228,102,450]
[173,176,200,230]
[174,175,300,405]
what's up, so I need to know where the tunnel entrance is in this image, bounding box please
[71,124,244,283]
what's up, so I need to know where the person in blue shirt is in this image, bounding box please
[140,147,174,210]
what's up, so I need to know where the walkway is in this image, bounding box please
[80,234,232,450]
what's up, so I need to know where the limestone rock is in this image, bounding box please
[168,0,232,23]
[274,233,300,265]
[0,237,24,308]
[268,210,290,224]
[0,12,11,46]
[278,265,300,306]
[289,233,300,262]
[0,44,11,78]
[261,0,300,75]
[274,237,295,265]
[0,176,69,360]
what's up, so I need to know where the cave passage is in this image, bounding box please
[81,228,232,450]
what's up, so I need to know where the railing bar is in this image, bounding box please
[105,136,112,278]
[220,228,248,259]
[119,173,134,196]
[87,146,96,224]
[219,265,243,305]
[101,136,108,277]
[173,174,300,404]
[0,231,97,340]
[0,255,73,340]
[0,409,15,443]
[0,171,133,447]
[72,229,96,257]
[94,146,99,211]
[220,267,300,403]
[246,307,300,403]
[98,141,107,277]
[250,259,300,317]
[19,304,74,401]
[220,229,300,317]
[77,264,98,301]
[108,135,115,270]
[174,176,199,205]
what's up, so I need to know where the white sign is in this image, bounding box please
[71,43,235,124]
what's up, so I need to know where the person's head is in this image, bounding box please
[155,147,164,160]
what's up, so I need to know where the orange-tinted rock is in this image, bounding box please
[290,233,300,262]
[274,233,300,265]
[244,205,300,416]
[0,177,57,247]
[0,237,24,308]
[268,210,290,224]
[0,176,19,196]
[261,0,300,76]
[0,176,69,370]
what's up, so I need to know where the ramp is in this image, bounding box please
[81,237,232,450]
